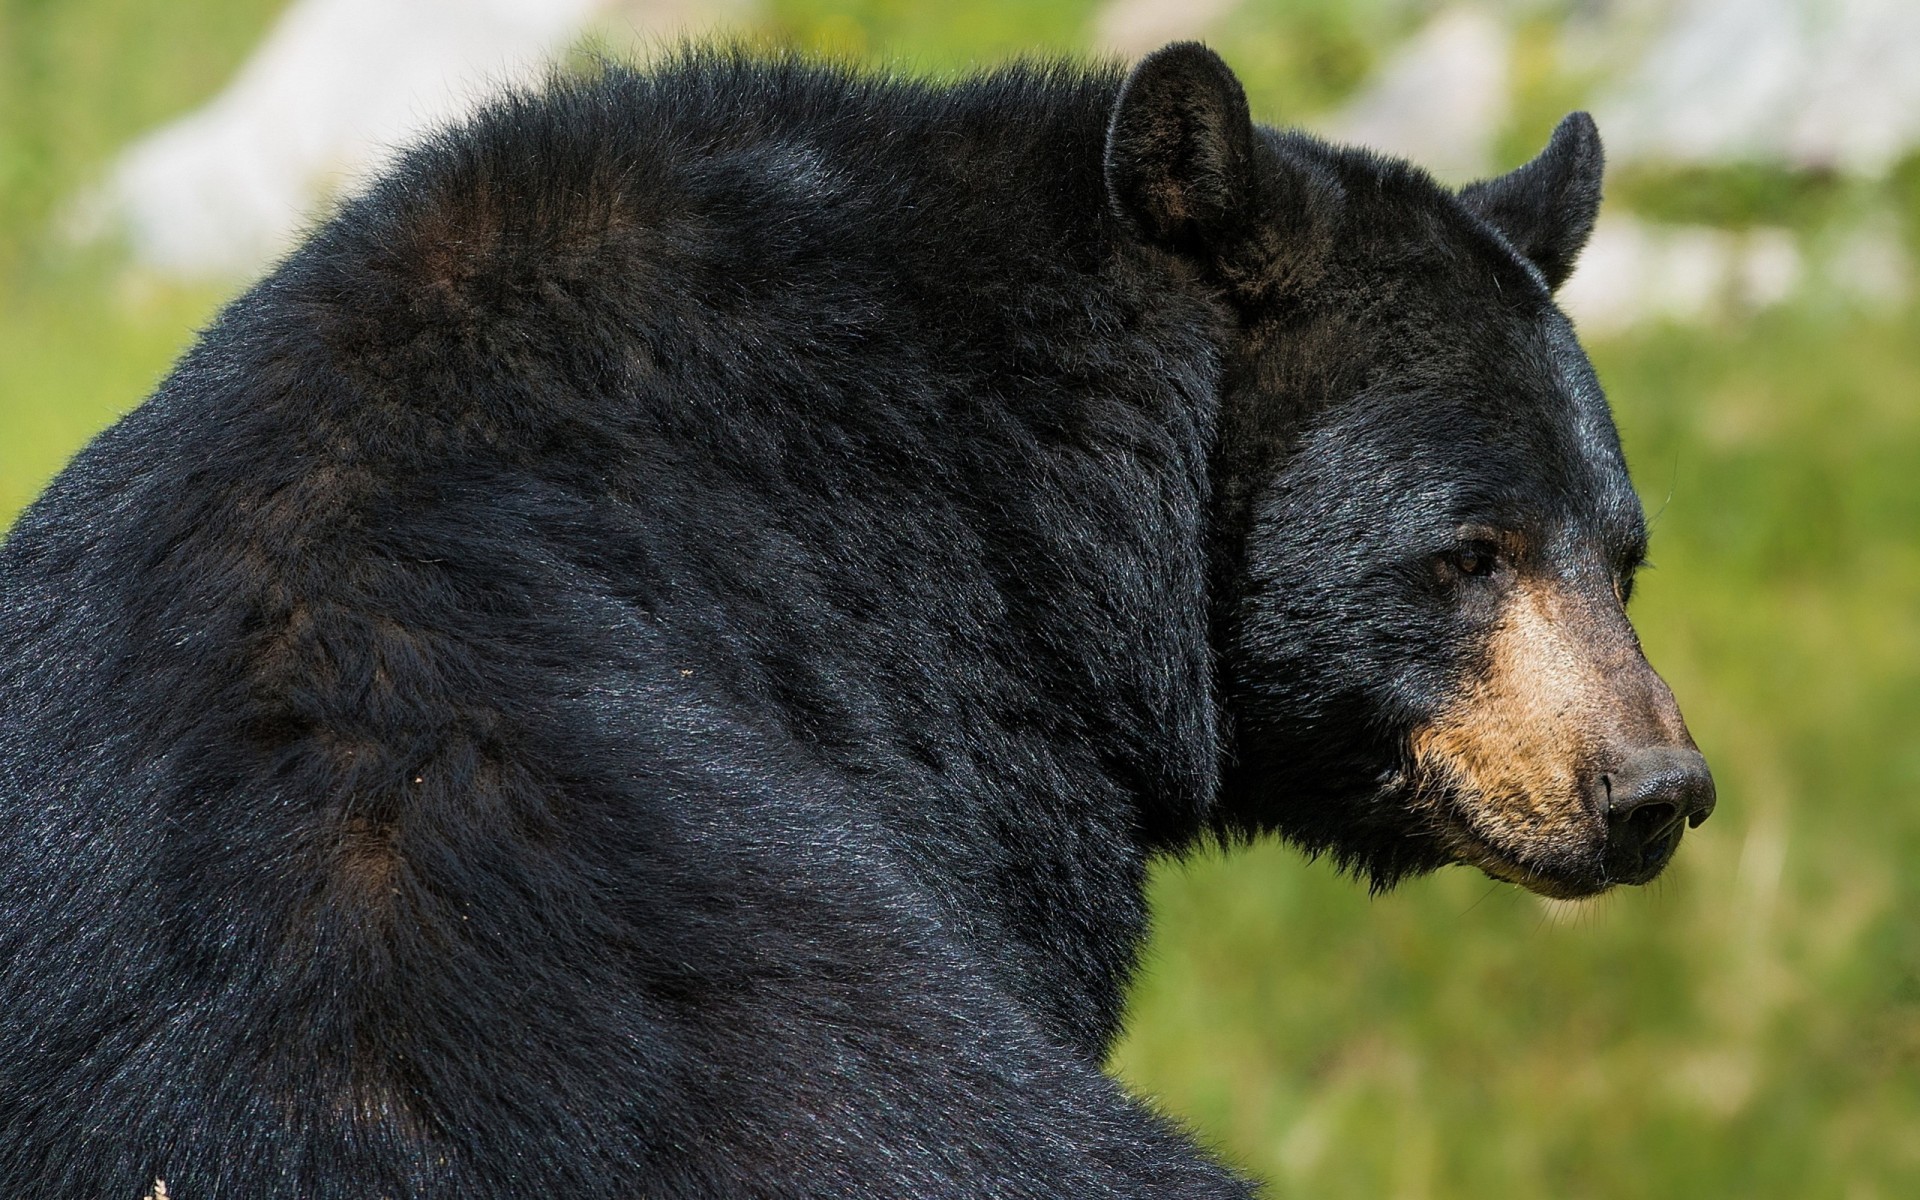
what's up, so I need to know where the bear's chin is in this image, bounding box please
[1434,813,1639,901]
[1468,854,1616,901]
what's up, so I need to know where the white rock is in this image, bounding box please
[1820,216,1910,308]
[1089,0,1244,58]
[1593,0,1920,177]
[81,0,752,278]
[1559,215,1810,336]
[1320,7,1511,183]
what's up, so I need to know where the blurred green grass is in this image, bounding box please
[2,3,1915,1197]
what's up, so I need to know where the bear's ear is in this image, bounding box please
[1458,112,1604,291]
[1104,42,1257,249]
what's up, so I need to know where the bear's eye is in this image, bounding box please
[1616,564,1643,606]
[1446,543,1499,579]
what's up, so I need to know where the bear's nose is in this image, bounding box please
[1599,747,1716,884]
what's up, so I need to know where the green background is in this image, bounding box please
[2,2,1915,1195]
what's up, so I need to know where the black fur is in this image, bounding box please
[1458,111,1605,290]
[0,46,1638,1196]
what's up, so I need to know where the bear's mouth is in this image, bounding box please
[1423,761,1702,898]
[1432,806,1617,900]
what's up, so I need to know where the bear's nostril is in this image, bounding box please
[1600,747,1715,883]
[1624,800,1679,845]
[1604,747,1716,827]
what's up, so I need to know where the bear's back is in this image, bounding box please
[0,54,1233,1195]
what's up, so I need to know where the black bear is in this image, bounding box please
[0,43,1713,1198]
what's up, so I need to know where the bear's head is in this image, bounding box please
[1106,44,1715,898]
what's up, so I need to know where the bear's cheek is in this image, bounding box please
[1407,578,1618,896]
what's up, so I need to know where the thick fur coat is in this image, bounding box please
[0,46,1710,1197]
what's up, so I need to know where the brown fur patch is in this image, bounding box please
[1411,578,1612,885]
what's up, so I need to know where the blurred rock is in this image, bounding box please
[79,0,753,278]
[1321,7,1511,183]
[1090,0,1244,58]
[1558,213,1909,336]
[1592,0,1920,177]
[1559,217,1791,335]
[1820,214,1912,309]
